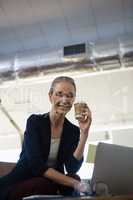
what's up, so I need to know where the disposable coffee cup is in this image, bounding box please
[74,102,87,120]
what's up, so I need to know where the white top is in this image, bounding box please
[47,138,61,167]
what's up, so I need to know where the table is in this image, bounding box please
[23,195,133,200]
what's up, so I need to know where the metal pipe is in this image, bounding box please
[0,98,23,146]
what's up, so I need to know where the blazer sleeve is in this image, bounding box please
[23,115,49,176]
[65,125,83,173]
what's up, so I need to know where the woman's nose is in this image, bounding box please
[61,96,68,103]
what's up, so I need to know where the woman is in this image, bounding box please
[0,76,92,200]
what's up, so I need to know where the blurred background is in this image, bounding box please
[0,0,133,179]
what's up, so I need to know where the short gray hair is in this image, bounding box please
[49,76,76,93]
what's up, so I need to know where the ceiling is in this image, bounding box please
[0,0,133,73]
[0,0,133,150]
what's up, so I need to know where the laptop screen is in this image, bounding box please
[91,142,133,195]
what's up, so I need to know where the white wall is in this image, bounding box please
[112,129,133,148]
[0,68,133,165]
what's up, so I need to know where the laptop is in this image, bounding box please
[91,142,133,195]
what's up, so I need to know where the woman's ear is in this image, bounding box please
[48,92,51,101]
[73,95,76,103]
[48,91,52,103]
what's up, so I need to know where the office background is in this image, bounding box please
[0,0,133,178]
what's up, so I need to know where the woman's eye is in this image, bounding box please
[55,92,74,98]
[56,92,63,97]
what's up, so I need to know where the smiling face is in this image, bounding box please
[49,81,76,116]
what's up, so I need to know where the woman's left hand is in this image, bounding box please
[73,104,92,160]
[78,105,92,138]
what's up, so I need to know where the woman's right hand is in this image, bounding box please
[74,181,91,194]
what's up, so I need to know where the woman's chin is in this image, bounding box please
[56,109,68,115]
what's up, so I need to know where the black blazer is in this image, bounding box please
[0,113,83,188]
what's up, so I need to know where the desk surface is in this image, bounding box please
[23,195,133,200]
[81,195,133,200]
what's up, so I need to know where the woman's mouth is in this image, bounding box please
[58,104,71,110]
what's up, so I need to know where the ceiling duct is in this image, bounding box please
[63,43,94,61]
[0,38,133,83]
